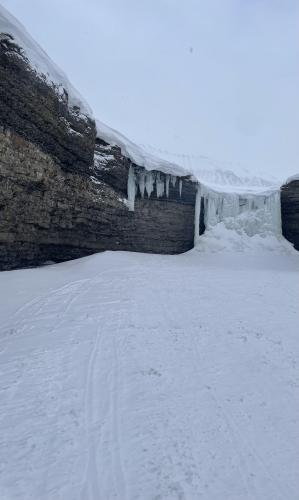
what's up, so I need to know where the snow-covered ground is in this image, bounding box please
[1,243,298,500]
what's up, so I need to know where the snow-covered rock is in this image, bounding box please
[96,120,190,178]
[0,4,92,118]
[281,177,299,251]
[285,173,299,184]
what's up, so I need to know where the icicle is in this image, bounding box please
[165,175,170,197]
[156,172,165,198]
[171,175,177,187]
[138,171,145,198]
[127,165,136,211]
[179,179,183,198]
[203,196,209,227]
[145,171,154,198]
[194,184,201,246]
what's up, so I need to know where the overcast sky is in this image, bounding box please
[2,0,299,178]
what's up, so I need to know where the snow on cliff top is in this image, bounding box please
[96,120,278,195]
[285,173,299,184]
[0,4,92,118]
[142,144,280,195]
[96,119,190,178]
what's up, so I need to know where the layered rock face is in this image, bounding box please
[0,33,95,175]
[94,137,196,254]
[0,23,196,270]
[0,129,196,270]
[281,180,299,251]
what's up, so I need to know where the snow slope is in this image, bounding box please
[1,248,299,500]
[0,4,92,117]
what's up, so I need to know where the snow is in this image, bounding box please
[194,185,288,253]
[0,4,92,118]
[1,8,299,497]
[0,246,299,500]
[141,145,280,192]
[284,173,299,184]
[96,119,283,196]
[201,189,281,235]
[96,120,190,178]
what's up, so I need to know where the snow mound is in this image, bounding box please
[195,223,295,255]
[0,4,92,118]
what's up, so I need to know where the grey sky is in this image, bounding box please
[1,0,299,178]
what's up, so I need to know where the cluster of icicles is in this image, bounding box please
[194,185,282,245]
[127,165,182,211]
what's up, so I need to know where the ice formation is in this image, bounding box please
[127,166,136,211]
[95,101,286,250]
[140,145,278,189]
[127,166,182,211]
[96,120,190,178]
[194,182,284,251]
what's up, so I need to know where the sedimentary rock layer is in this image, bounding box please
[281,180,299,251]
[0,129,196,270]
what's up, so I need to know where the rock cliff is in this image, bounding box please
[0,7,197,270]
[281,179,299,251]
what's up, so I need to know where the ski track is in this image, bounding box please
[0,251,299,500]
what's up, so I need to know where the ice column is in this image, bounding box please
[145,172,154,198]
[156,172,165,198]
[127,165,136,211]
[138,171,145,198]
[200,186,282,237]
[165,175,170,197]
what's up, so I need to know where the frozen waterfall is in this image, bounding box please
[194,183,283,250]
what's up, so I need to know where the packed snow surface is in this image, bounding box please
[0,4,92,117]
[1,244,299,500]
